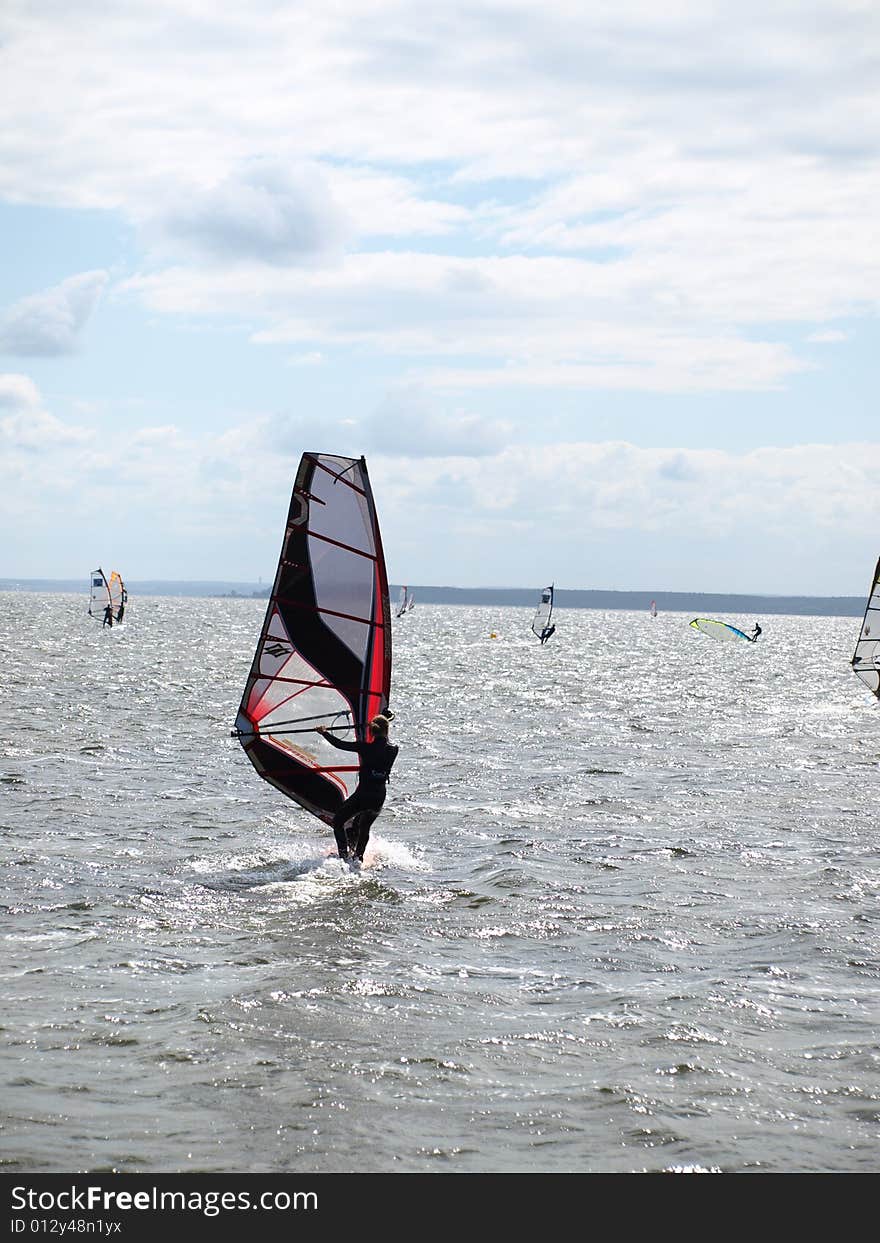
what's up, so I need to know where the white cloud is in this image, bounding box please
[227,388,513,462]
[259,412,363,459]
[138,160,350,265]
[0,374,93,479]
[2,2,878,391]
[0,373,41,410]
[808,329,848,344]
[338,436,854,590]
[369,439,874,543]
[0,272,108,356]
[1,370,879,591]
[0,407,93,452]
[2,1,880,591]
[368,439,880,591]
[364,387,512,456]
[126,251,808,391]
[327,166,471,238]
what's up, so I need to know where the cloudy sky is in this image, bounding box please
[1,0,878,593]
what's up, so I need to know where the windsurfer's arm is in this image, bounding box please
[315,726,361,752]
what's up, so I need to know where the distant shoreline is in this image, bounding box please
[0,578,866,617]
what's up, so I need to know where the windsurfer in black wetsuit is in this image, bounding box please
[316,711,398,864]
[539,624,555,645]
[102,604,113,628]
[750,623,762,642]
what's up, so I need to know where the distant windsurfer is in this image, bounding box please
[102,604,113,628]
[539,624,555,645]
[750,623,762,642]
[316,711,398,863]
[116,602,125,623]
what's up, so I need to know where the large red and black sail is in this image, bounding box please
[234,454,392,825]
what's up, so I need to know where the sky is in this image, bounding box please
[1,0,879,594]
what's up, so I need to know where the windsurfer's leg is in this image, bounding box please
[332,791,363,858]
[352,809,379,860]
[345,814,364,856]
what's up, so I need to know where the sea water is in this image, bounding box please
[0,593,878,1173]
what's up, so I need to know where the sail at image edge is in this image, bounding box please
[851,554,880,699]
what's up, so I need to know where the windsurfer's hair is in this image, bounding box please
[369,714,390,736]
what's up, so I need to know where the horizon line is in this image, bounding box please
[0,576,865,602]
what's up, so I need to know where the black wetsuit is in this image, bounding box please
[102,605,113,628]
[751,624,762,642]
[540,625,555,645]
[323,732,399,860]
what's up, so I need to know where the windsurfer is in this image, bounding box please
[540,624,556,644]
[750,623,762,642]
[316,712,398,863]
[102,604,114,628]
[116,602,125,623]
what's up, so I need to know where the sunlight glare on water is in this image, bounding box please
[1,592,878,1173]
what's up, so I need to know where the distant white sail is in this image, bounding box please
[531,584,555,643]
[89,569,108,620]
[851,556,880,699]
[89,569,126,624]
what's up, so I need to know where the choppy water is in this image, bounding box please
[1,592,878,1174]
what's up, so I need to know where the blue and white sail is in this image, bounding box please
[689,617,751,642]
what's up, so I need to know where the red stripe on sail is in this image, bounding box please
[366,560,387,721]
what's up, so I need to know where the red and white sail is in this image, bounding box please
[234,454,392,824]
